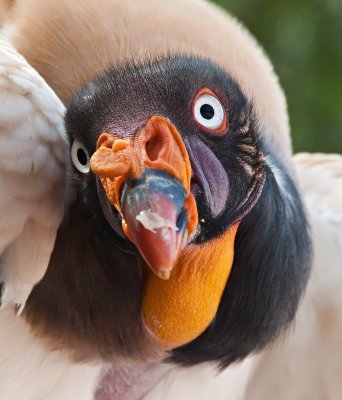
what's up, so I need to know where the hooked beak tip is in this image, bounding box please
[157,268,172,280]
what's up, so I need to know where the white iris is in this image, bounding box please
[193,93,224,129]
[71,139,90,174]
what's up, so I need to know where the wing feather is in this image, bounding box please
[0,37,67,311]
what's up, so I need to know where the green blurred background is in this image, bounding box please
[210,0,342,154]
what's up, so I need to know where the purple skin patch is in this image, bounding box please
[185,137,229,218]
[95,363,171,400]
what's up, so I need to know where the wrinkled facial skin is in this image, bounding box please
[25,56,310,368]
[66,56,265,247]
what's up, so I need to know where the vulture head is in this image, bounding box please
[24,54,311,368]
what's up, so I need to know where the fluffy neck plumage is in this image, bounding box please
[23,202,162,363]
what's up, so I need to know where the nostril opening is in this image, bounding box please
[176,209,187,233]
[97,133,113,149]
[145,133,164,162]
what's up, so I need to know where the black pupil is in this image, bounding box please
[77,148,88,166]
[200,104,215,120]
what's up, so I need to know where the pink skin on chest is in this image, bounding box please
[95,363,171,400]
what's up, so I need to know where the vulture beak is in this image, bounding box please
[90,116,198,279]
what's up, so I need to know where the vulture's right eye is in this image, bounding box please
[71,139,90,174]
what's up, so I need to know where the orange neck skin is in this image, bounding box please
[142,223,239,349]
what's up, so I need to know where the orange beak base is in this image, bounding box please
[90,116,198,279]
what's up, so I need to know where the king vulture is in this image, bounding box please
[1,0,337,399]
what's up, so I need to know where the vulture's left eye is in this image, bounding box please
[71,139,90,174]
[193,89,227,133]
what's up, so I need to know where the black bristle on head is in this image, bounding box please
[65,54,245,146]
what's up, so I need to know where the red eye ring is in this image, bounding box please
[192,88,228,135]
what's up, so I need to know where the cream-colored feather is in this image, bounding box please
[0,36,67,311]
[0,308,101,400]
